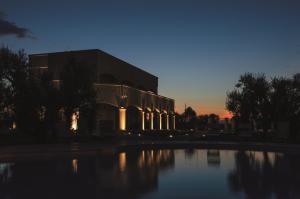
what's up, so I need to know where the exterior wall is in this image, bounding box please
[29,49,175,134]
[29,49,158,93]
[95,51,158,93]
[94,84,175,132]
[95,84,174,113]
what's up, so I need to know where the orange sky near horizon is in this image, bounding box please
[175,103,233,119]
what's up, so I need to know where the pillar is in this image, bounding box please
[140,111,145,131]
[119,108,126,131]
[173,115,176,130]
[150,112,154,130]
[159,113,162,130]
[166,114,169,130]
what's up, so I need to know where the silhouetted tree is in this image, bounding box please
[0,47,41,135]
[183,106,197,130]
[197,114,209,130]
[38,71,62,139]
[226,73,272,134]
[228,151,300,198]
[208,113,219,125]
[60,58,96,134]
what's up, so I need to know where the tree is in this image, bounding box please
[60,58,96,134]
[0,47,41,135]
[38,71,62,139]
[226,73,271,134]
[183,106,197,130]
[270,77,295,121]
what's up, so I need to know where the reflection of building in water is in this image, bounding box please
[71,159,78,174]
[0,163,14,183]
[228,150,300,199]
[95,149,175,198]
[118,152,126,172]
[244,151,278,167]
[207,150,221,167]
[0,149,174,199]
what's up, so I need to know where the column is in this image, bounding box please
[159,113,162,130]
[150,112,154,130]
[141,111,145,131]
[166,114,169,130]
[173,115,176,130]
[119,108,126,131]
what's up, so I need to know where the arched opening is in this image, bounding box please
[126,106,141,131]
[153,110,160,130]
[169,114,175,130]
[95,103,118,134]
[144,108,152,130]
[161,112,168,130]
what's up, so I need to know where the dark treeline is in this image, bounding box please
[175,106,221,132]
[0,47,96,142]
[1,47,299,142]
[226,73,300,140]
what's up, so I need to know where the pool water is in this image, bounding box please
[0,148,299,199]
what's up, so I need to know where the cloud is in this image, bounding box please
[0,11,33,39]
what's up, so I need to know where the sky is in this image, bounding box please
[0,0,300,118]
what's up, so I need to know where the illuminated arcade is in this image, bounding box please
[29,49,175,134]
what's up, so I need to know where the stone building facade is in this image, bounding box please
[29,49,175,134]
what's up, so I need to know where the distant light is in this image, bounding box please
[185,133,188,136]
[202,134,206,137]
[169,135,173,138]
[128,132,131,135]
[138,133,141,137]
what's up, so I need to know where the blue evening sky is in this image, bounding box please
[1,0,300,117]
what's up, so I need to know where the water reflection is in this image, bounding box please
[0,149,174,199]
[0,162,14,183]
[207,150,221,167]
[228,150,300,199]
[0,148,300,199]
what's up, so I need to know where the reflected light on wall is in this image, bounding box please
[71,111,79,131]
[10,122,16,130]
[72,159,78,174]
[119,108,126,131]
[159,113,162,130]
[119,152,126,172]
[142,111,145,130]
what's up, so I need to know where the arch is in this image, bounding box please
[144,108,152,130]
[94,103,118,134]
[126,105,142,131]
[153,109,160,130]
[161,112,168,130]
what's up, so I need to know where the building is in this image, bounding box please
[29,49,175,134]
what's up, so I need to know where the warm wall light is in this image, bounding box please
[119,152,126,172]
[150,112,154,130]
[159,113,162,130]
[173,115,176,130]
[141,111,145,131]
[119,108,126,131]
[166,114,169,130]
[71,111,79,131]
